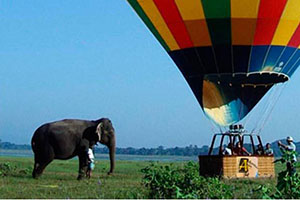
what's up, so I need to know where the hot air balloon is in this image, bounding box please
[127,0,300,178]
[127,0,300,127]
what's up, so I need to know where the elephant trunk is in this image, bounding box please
[108,137,115,174]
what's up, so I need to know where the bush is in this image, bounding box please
[0,162,31,177]
[0,162,16,176]
[256,149,300,199]
[141,162,233,199]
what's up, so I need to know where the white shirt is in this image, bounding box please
[287,142,297,162]
[223,147,232,155]
[87,148,95,162]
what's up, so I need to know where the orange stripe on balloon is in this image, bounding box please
[153,0,193,49]
[231,0,260,45]
[184,20,212,46]
[253,0,287,45]
[175,0,211,47]
[232,19,257,45]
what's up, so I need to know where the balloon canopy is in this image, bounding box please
[128,0,300,126]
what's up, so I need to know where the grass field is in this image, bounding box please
[0,155,286,199]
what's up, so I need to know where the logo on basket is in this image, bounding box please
[239,158,249,173]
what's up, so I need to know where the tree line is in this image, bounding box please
[0,139,299,157]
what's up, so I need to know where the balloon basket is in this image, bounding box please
[198,125,275,179]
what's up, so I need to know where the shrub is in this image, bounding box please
[256,149,300,199]
[0,162,16,176]
[0,162,31,177]
[141,161,233,199]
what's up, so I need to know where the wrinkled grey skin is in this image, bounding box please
[31,118,115,180]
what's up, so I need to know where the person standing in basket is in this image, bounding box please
[265,143,273,155]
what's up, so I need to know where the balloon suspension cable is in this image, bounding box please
[243,83,267,132]
[238,84,246,128]
[206,116,219,134]
[255,84,281,133]
[249,84,278,134]
[205,110,225,134]
[219,125,225,134]
[257,83,286,135]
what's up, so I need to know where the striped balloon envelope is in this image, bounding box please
[127,0,300,126]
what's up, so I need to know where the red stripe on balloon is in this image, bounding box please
[253,0,287,45]
[153,0,193,49]
[288,23,300,48]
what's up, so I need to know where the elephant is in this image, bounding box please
[31,118,115,180]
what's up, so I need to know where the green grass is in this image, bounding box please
[0,156,288,199]
[0,156,152,198]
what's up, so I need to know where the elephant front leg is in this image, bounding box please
[77,153,89,180]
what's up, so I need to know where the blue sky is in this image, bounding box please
[0,0,300,148]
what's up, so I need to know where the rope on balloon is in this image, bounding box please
[207,116,220,134]
[240,84,262,130]
[257,83,287,135]
[254,84,280,133]
[245,82,285,135]
[242,84,269,132]
[248,84,279,134]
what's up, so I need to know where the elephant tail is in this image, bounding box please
[31,138,37,153]
[31,123,49,153]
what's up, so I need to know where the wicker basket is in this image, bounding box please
[199,155,275,179]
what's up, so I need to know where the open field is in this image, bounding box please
[0,155,287,199]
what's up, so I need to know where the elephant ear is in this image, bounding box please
[96,122,103,142]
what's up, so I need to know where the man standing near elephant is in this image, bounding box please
[86,147,95,178]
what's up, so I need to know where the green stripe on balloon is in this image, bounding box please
[201,0,231,45]
[127,0,170,51]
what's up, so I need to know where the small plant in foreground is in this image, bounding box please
[141,161,233,199]
[256,149,300,199]
[0,162,16,176]
[0,162,31,177]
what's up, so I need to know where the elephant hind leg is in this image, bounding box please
[32,147,55,178]
[32,157,54,178]
[77,153,89,180]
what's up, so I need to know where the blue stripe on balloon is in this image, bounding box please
[263,46,284,70]
[282,49,300,75]
[276,47,297,72]
[249,46,269,72]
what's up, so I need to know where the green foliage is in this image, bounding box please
[141,161,233,199]
[0,156,281,199]
[0,162,11,176]
[256,149,300,199]
[0,162,32,177]
[0,157,149,199]
[0,162,16,176]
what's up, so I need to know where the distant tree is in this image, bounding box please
[1,139,299,157]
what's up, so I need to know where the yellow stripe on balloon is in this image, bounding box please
[231,0,260,18]
[174,0,205,20]
[137,0,180,51]
[272,0,300,46]
[231,0,260,45]
[175,0,211,46]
